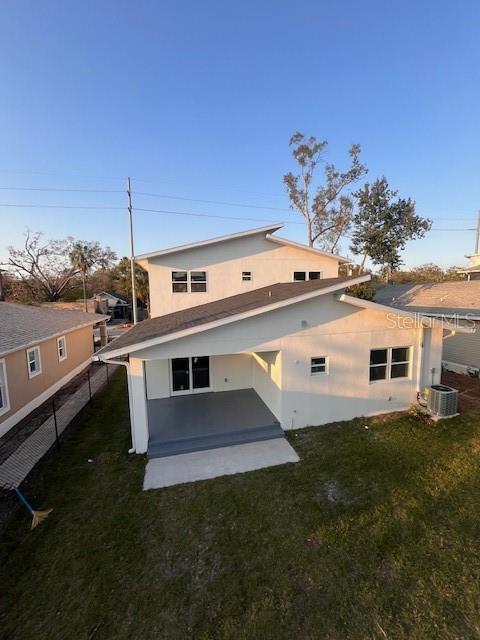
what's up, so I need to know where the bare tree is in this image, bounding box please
[4,230,79,302]
[283,132,367,250]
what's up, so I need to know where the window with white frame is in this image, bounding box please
[190,271,207,292]
[172,271,188,293]
[294,271,321,281]
[311,356,328,375]
[27,346,42,378]
[369,347,411,382]
[242,271,253,281]
[171,270,207,293]
[0,360,10,415]
[57,336,67,361]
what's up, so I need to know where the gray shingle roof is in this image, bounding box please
[374,281,480,316]
[0,302,108,357]
[97,276,363,356]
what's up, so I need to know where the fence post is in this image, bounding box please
[87,369,93,406]
[52,398,60,450]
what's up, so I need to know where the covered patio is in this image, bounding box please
[147,388,283,458]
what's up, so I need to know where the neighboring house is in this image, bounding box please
[97,233,466,459]
[457,252,480,280]
[0,303,108,437]
[93,291,131,319]
[135,224,352,318]
[375,282,480,375]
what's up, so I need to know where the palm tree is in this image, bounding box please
[69,242,97,312]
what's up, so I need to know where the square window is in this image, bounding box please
[190,271,207,292]
[57,336,67,361]
[172,271,188,293]
[369,346,411,382]
[242,271,252,281]
[369,365,387,382]
[391,362,409,378]
[309,271,321,280]
[392,347,409,363]
[27,347,42,378]
[294,271,306,281]
[370,349,388,366]
[311,356,328,375]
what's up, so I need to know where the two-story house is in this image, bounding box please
[97,224,469,488]
[135,224,350,317]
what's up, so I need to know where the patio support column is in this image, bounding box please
[129,357,149,453]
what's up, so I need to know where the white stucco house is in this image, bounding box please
[96,224,466,483]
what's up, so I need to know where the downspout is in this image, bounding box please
[97,357,136,454]
[415,323,425,394]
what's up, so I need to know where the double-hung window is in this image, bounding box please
[27,346,42,378]
[369,347,411,382]
[242,271,253,281]
[311,356,328,375]
[190,271,207,292]
[172,271,188,293]
[294,271,321,281]
[171,271,207,293]
[57,336,67,362]
[0,359,10,416]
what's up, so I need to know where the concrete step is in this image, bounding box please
[147,423,283,459]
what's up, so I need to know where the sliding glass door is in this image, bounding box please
[171,357,210,394]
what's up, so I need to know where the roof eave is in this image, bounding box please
[135,223,284,262]
[265,235,352,263]
[336,294,475,333]
[0,315,109,359]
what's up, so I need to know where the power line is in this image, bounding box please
[0,186,123,194]
[134,191,292,213]
[0,203,124,210]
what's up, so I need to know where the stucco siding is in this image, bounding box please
[443,322,480,369]
[131,294,443,436]
[252,351,282,420]
[0,325,93,430]
[145,234,341,317]
[145,353,253,399]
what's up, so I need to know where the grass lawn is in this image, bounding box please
[2,370,480,640]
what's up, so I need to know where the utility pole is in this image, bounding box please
[475,210,480,255]
[127,177,138,324]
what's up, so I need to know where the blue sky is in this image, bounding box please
[1,0,479,268]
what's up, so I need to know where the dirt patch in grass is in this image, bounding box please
[2,375,480,639]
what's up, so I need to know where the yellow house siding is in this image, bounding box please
[0,325,93,426]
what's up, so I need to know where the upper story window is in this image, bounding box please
[57,336,67,362]
[0,359,10,415]
[242,271,253,281]
[27,346,42,379]
[172,271,207,293]
[369,346,411,382]
[190,271,207,292]
[293,271,321,281]
[172,271,188,293]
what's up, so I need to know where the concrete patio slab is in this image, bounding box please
[143,438,299,490]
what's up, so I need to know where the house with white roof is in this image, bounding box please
[96,225,469,488]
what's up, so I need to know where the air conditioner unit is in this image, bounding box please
[426,384,459,418]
